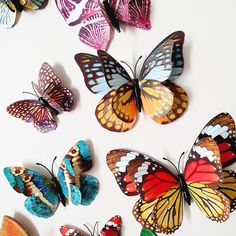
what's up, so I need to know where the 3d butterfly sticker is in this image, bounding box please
[3,140,99,218]
[7,62,75,133]
[60,215,122,236]
[0,215,28,236]
[107,139,231,234]
[0,0,47,29]
[75,31,187,132]
[55,0,151,50]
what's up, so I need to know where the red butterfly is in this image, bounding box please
[60,215,122,236]
[106,113,236,234]
[55,0,151,50]
[7,62,74,133]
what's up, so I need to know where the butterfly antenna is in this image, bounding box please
[51,156,57,176]
[92,222,98,236]
[120,61,135,78]
[134,56,143,77]
[178,152,185,172]
[84,224,93,236]
[163,157,180,174]
[36,162,54,178]
[31,81,40,98]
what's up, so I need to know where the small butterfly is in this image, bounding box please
[7,62,75,133]
[4,140,99,218]
[60,215,122,236]
[0,215,28,236]
[75,31,187,132]
[0,0,46,29]
[55,0,151,50]
[107,128,232,233]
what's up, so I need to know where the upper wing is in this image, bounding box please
[36,62,74,112]
[4,167,59,218]
[100,215,122,236]
[58,140,98,206]
[0,2,16,29]
[153,81,188,124]
[217,170,236,212]
[140,31,185,82]
[20,0,46,10]
[74,53,111,94]
[109,0,130,23]
[7,99,57,133]
[60,226,82,236]
[195,112,236,168]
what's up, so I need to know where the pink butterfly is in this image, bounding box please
[7,62,74,133]
[55,0,151,50]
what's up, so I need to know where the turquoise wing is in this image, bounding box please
[0,2,16,29]
[58,140,99,206]
[4,167,59,218]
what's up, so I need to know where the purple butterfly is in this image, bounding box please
[55,0,152,50]
[7,62,74,133]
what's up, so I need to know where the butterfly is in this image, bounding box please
[0,0,46,29]
[107,132,232,233]
[60,215,122,236]
[140,228,157,236]
[7,62,75,133]
[55,0,151,50]
[4,140,99,218]
[75,31,188,132]
[0,215,28,236]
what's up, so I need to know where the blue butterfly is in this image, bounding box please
[3,140,99,218]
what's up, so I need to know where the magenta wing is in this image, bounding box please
[109,0,130,22]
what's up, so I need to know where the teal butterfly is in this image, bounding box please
[3,140,99,218]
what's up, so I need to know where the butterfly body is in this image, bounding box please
[38,97,60,116]
[132,78,142,112]
[177,173,191,205]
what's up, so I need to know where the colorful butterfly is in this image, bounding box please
[0,0,46,28]
[7,62,75,133]
[107,119,234,233]
[60,215,122,236]
[0,215,28,236]
[4,140,99,218]
[75,31,187,132]
[55,0,151,50]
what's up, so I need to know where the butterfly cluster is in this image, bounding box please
[7,62,74,133]
[107,113,236,234]
[60,215,122,236]
[0,0,46,28]
[55,0,151,50]
[4,140,99,218]
[75,31,187,132]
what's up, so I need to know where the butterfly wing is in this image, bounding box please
[195,112,236,168]
[152,81,188,124]
[7,100,57,133]
[58,140,99,206]
[60,226,83,236]
[19,0,46,10]
[4,167,59,218]
[184,138,230,222]
[140,228,157,236]
[108,0,130,23]
[127,157,182,234]
[0,2,16,29]
[99,215,122,236]
[74,53,111,94]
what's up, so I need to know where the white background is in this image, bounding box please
[0,0,236,235]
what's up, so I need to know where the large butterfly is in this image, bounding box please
[4,140,99,218]
[55,0,151,50]
[0,215,28,236]
[75,31,188,132]
[107,141,231,233]
[60,215,122,236]
[7,62,74,133]
[0,0,46,28]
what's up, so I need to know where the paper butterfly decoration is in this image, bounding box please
[140,228,157,236]
[7,62,74,133]
[75,31,187,132]
[0,215,28,236]
[55,0,151,50]
[0,0,46,29]
[60,215,122,236]
[106,113,236,234]
[4,140,99,218]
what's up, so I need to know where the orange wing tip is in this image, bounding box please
[0,215,28,236]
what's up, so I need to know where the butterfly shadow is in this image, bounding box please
[53,63,80,110]
[14,212,40,236]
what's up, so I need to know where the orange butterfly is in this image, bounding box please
[75,31,188,132]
